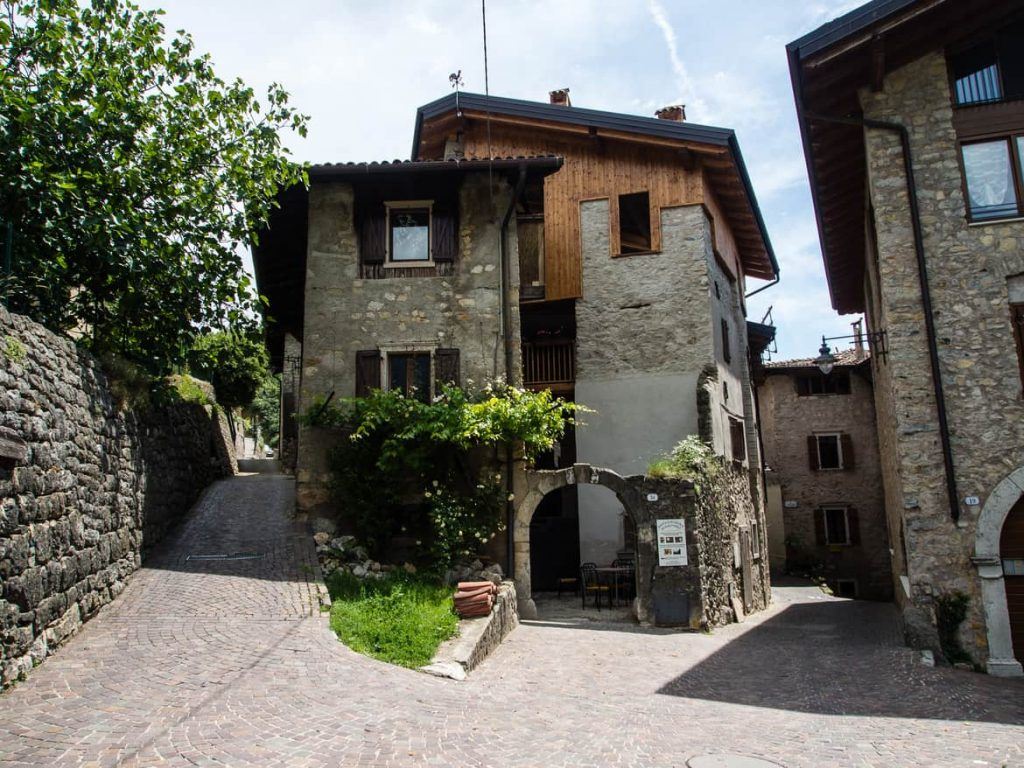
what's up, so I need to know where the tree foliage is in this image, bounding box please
[247,372,280,447]
[187,331,268,409]
[301,384,584,568]
[0,0,308,372]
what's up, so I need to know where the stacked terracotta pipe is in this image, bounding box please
[453,581,496,618]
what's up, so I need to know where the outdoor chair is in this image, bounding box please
[556,573,579,598]
[579,562,610,610]
[611,558,636,603]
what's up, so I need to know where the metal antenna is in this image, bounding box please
[449,70,463,114]
[481,0,493,202]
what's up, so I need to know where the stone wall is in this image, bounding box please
[574,201,761,562]
[860,50,1024,669]
[758,362,893,600]
[0,308,234,686]
[296,173,518,514]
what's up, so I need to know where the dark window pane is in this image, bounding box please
[825,508,848,545]
[390,207,430,262]
[997,21,1024,100]
[411,354,430,402]
[817,434,841,469]
[618,192,651,253]
[963,141,1018,220]
[951,40,1001,105]
[388,354,408,393]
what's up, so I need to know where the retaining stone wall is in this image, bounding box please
[0,308,234,686]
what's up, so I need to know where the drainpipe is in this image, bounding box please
[499,165,528,573]
[803,110,960,523]
[744,274,779,300]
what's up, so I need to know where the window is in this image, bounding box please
[815,506,859,546]
[618,191,651,254]
[795,370,850,396]
[729,417,746,463]
[751,519,761,560]
[517,215,545,300]
[386,202,431,263]
[387,352,431,402]
[950,21,1024,106]
[808,433,855,471]
[721,319,731,364]
[816,434,841,470]
[962,139,1022,221]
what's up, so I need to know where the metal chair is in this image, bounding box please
[579,562,610,610]
[611,558,636,603]
[556,573,579,598]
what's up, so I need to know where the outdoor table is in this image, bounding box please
[594,566,632,606]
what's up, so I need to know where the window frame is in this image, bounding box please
[616,190,654,256]
[822,505,851,546]
[729,416,746,464]
[815,432,844,471]
[795,370,851,396]
[384,350,433,402]
[384,200,434,266]
[959,136,1024,223]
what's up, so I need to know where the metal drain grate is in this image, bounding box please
[185,552,263,562]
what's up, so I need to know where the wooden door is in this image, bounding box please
[1002,498,1024,661]
[740,529,753,611]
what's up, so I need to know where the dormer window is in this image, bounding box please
[949,21,1024,107]
[386,201,432,264]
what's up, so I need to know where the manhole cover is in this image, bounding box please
[687,757,784,768]
[186,552,263,562]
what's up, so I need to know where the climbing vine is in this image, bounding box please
[301,384,584,569]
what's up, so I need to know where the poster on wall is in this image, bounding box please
[656,518,688,566]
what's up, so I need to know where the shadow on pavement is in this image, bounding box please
[657,595,1024,725]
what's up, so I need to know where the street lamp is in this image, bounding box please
[814,338,836,375]
[811,329,888,375]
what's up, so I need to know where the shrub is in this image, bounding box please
[935,590,973,666]
[647,435,720,487]
[187,331,268,409]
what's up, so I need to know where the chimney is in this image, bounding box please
[852,320,864,354]
[655,104,686,122]
[549,88,571,107]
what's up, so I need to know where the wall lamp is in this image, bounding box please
[813,330,888,375]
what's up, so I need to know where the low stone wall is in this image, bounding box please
[0,308,234,687]
[424,581,518,680]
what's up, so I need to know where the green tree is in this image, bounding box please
[248,372,280,447]
[187,331,268,409]
[0,0,307,372]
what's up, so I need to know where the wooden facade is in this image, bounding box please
[417,112,755,302]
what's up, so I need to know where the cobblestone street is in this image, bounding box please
[1,472,1022,768]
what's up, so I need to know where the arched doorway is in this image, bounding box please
[974,468,1024,676]
[514,464,647,620]
[1002,498,1024,664]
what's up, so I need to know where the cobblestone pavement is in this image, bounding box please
[1,473,1022,768]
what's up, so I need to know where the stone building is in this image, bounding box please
[789,0,1024,674]
[254,93,779,613]
[758,341,893,601]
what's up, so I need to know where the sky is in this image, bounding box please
[144,0,867,362]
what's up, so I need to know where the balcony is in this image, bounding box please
[522,339,575,391]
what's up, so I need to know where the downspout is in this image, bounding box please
[802,109,960,523]
[499,165,528,573]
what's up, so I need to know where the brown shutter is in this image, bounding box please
[434,348,460,390]
[814,509,826,545]
[432,200,458,263]
[807,436,819,471]
[840,433,855,470]
[355,350,381,396]
[359,208,386,265]
[847,507,860,545]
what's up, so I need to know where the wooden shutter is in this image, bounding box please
[432,200,458,263]
[355,350,381,396]
[847,507,860,545]
[840,433,855,470]
[721,319,731,363]
[807,436,819,471]
[814,509,826,545]
[434,348,460,390]
[359,208,386,265]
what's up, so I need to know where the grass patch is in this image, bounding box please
[325,570,458,668]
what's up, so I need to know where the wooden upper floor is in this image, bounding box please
[412,92,778,303]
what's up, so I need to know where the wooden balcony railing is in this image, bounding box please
[522,340,575,387]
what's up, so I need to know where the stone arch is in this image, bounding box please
[973,466,1024,677]
[513,463,645,619]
